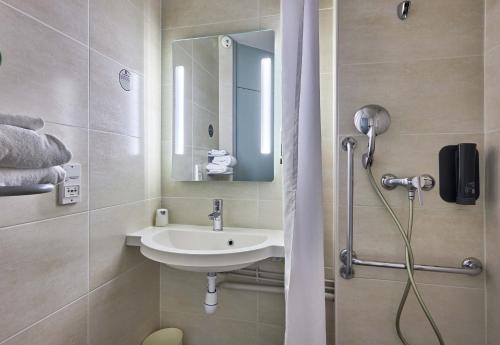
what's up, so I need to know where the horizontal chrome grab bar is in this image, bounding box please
[340,249,483,276]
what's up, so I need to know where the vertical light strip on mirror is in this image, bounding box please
[260,57,272,155]
[174,65,185,155]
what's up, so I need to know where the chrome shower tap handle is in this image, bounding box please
[382,174,435,206]
[412,176,424,206]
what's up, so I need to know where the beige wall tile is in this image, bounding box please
[258,324,285,345]
[160,266,207,314]
[161,197,211,225]
[339,0,483,65]
[89,131,145,210]
[89,261,160,345]
[336,278,485,345]
[90,201,157,289]
[258,293,285,326]
[0,3,88,128]
[90,0,144,72]
[0,213,89,342]
[161,311,258,345]
[258,0,280,17]
[339,56,484,136]
[90,51,145,138]
[221,198,259,228]
[485,0,500,52]
[2,0,88,44]
[257,200,282,229]
[485,47,500,132]
[258,172,282,201]
[162,197,258,227]
[259,0,333,17]
[1,297,88,345]
[162,0,259,29]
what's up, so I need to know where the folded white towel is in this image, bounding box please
[0,113,44,131]
[0,166,66,186]
[208,149,228,157]
[0,125,72,169]
[212,155,237,167]
[206,164,233,174]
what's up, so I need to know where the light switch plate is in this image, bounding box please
[58,163,81,205]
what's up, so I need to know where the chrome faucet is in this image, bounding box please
[381,174,435,206]
[208,199,223,231]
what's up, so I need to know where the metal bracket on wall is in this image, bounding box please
[397,0,411,20]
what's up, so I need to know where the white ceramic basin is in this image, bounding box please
[126,224,284,272]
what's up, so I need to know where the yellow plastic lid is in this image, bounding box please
[142,328,183,345]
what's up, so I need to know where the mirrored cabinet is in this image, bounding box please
[171,30,276,182]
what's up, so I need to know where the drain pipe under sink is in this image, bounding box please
[204,272,218,314]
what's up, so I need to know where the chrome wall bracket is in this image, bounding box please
[397,1,411,20]
[339,249,356,279]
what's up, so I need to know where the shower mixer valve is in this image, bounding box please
[381,173,435,206]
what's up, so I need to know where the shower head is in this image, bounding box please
[354,105,391,168]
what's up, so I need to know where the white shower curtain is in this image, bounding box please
[281,0,327,344]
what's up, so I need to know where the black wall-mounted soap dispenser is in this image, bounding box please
[439,143,480,205]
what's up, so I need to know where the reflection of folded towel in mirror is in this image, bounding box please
[206,164,233,174]
[212,155,237,167]
[208,149,228,157]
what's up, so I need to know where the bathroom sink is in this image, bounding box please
[126,225,284,272]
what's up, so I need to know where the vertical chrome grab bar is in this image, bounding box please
[340,137,357,279]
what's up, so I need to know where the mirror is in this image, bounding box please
[171,30,276,182]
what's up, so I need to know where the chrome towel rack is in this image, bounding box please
[0,184,54,197]
[339,137,483,279]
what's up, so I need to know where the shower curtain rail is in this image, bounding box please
[339,136,483,278]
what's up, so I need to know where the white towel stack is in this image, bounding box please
[0,114,72,186]
[206,150,237,175]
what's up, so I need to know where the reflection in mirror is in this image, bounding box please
[171,30,276,182]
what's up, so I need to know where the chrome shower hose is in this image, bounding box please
[367,167,445,345]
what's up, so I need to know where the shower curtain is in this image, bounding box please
[282,0,326,344]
